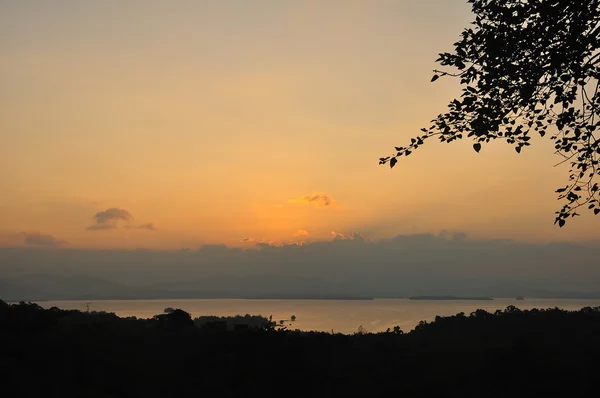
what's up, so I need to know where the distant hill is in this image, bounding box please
[3,272,600,301]
[0,273,363,301]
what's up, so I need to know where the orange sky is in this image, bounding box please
[1,0,597,250]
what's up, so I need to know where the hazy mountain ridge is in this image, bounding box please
[3,273,600,301]
[0,273,364,301]
[2,234,600,300]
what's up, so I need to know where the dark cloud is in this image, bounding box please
[240,237,255,243]
[288,192,340,208]
[125,223,156,231]
[20,232,67,247]
[87,224,117,231]
[87,208,143,231]
[3,233,600,300]
[93,208,133,224]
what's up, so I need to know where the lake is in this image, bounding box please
[37,298,600,334]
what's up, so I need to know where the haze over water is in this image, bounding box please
[37,298,600,334]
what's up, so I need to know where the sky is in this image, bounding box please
[1,0,598,251]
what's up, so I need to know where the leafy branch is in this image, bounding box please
[381,0,600,226]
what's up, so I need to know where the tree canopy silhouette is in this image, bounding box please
[380,0,600,226]
[3,300,600,397]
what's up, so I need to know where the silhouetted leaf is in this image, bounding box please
[390,157,397,169]
[381,0,600,224]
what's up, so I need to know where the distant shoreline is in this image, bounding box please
[244,297,374,301]
[8,296,600,303]
[5,297,376,303]
[409,296,494,301]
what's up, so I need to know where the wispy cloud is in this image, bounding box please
[87,224,117,231]
[20,232,67,247]
[125,223,156,231]
[330,231,366,241]
[288,192,340,208]
[256,240,282,248]
[293,229,309,237]
[330,231,349,240]
[137,223,155,230]
[240,237,255,243]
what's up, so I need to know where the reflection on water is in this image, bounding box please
[38,298,600,334]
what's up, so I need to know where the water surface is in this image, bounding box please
[38,298,600,334]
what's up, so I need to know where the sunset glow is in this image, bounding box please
[1,0,598,250]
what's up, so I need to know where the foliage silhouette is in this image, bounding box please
[153,308,194,331]
[3,299,600,397]
[194,314,275,331]
[380,0,600,226]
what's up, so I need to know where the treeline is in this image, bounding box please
[1,300,600,397]
[193,314,277,330]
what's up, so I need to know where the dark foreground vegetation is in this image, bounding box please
[2,300,600,397]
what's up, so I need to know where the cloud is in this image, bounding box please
[330,231,349,240]
[125,223,156,231]
[240,237,255,243]
[293,229,309,237]
[330,231,366,241]
[87,208,143,231]
[20,232,67,247]
[93,208,133,224]
[256,240,282,248]
[5,233,600,302]
[285,240,307,246]
[288,192,340,208]
[87,223,118,231]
